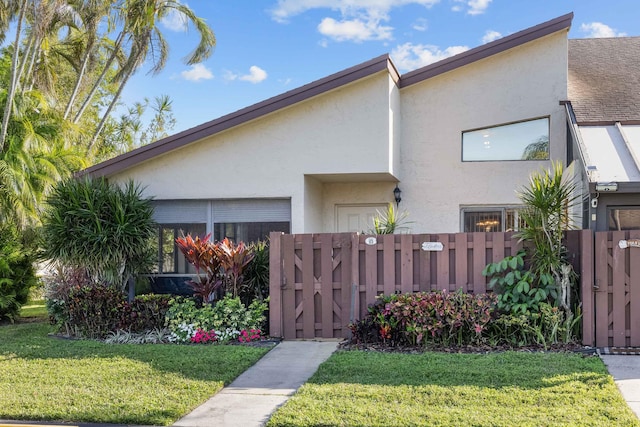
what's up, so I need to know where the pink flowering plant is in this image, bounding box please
[190,328,218,344]
[238,329,262,343]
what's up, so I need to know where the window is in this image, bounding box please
[462,208,523,232]
[609,207,640,231]
[214,221,290,243]
[462,117,549,161]
[155,223,206,274]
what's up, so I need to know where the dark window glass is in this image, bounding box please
[214,222,290,243]
[155,223,206,274]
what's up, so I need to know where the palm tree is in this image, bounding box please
[85,0,216,154]
[0,88,85,227]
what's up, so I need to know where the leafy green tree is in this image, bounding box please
[0,221,38,322]
[42,177,157,290]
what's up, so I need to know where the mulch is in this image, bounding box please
[338,340,598,356]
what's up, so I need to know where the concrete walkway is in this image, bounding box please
[601,354,640,419]
[173,340,339,427]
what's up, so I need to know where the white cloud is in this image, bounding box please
[412,18,428,32]
[452,0,491,15]
[467,0,491,15]
[270,0,439,42]
[270,0,441,22]
[180,64,213,82]
[238,66,268,84]
[580,22,626,38]
[481,30,501,44]
[318,17,393,42]
[161,7,188,32]
[391,42,469,72]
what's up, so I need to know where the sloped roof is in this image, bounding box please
[83,13,573,178]
[568,37,640,124]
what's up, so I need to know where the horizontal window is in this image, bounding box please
[462,117,549,161]
[462,208,523,232]
[214,222,290,243]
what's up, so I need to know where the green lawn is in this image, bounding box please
[19,299,48,320]
[268,350,639,427]
[0,322,270,425]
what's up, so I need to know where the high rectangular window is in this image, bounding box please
[214,221,290,243]
[462,117,550,161]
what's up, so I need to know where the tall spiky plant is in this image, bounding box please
[516,161,579,310]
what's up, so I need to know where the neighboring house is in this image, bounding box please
[565,37,640,231]
[84,13,584,275]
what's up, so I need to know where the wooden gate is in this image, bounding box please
[589,230,640,347]
[269,231,523,339]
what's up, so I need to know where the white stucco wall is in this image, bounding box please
[109,30,569,235]
[399,31,568,232]
[110,70,398,233]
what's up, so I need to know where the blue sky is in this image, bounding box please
[123,0,638,135]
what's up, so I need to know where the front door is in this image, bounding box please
[335,204,386,233]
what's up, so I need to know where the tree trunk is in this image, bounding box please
[0,0,28,152]
[73,32,124,125]
[85,65,133,155]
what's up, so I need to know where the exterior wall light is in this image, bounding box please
[393,185,402,207]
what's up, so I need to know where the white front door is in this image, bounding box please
[336,204,387,233]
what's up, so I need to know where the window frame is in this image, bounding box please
[461,206,524,232]
[461,116,550,162]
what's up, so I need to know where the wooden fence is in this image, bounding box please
[269,231,530,340]
[268,229,640,348]
[589,230,640,348]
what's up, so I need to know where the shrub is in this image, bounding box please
[42,177,156,290]
[482,250,556,315]
[240,240,270,306]
[104,328,172,344]
[118,294,173,332]
[44,265,92,333]
[66,283,126,338]
[0,222,38,322]
[175,235,255,301]
[165,294,268,343]
[485,303,582,349]
[351,291,497,347]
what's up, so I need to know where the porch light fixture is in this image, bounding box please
[393,185,402,207]
[595,182,618,192]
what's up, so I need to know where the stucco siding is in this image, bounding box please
[399,31,568,232]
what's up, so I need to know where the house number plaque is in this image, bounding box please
[421,242,444,251]
[619,239,640,249]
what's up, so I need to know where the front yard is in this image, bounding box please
[268,350,639,427]
[0,321,270,426]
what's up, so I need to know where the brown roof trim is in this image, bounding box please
[82,54,394,177]
[399,12,573,88]
[83,13,573,178]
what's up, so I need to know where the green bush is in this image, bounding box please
[165,295,268,343]
[0,222,38,322]
[240,240,270,306]
[482,250,557,315]
[42,177,156,290]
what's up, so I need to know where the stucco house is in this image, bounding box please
[84,12,638,277]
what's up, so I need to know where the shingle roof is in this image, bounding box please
[568,37,640,124]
